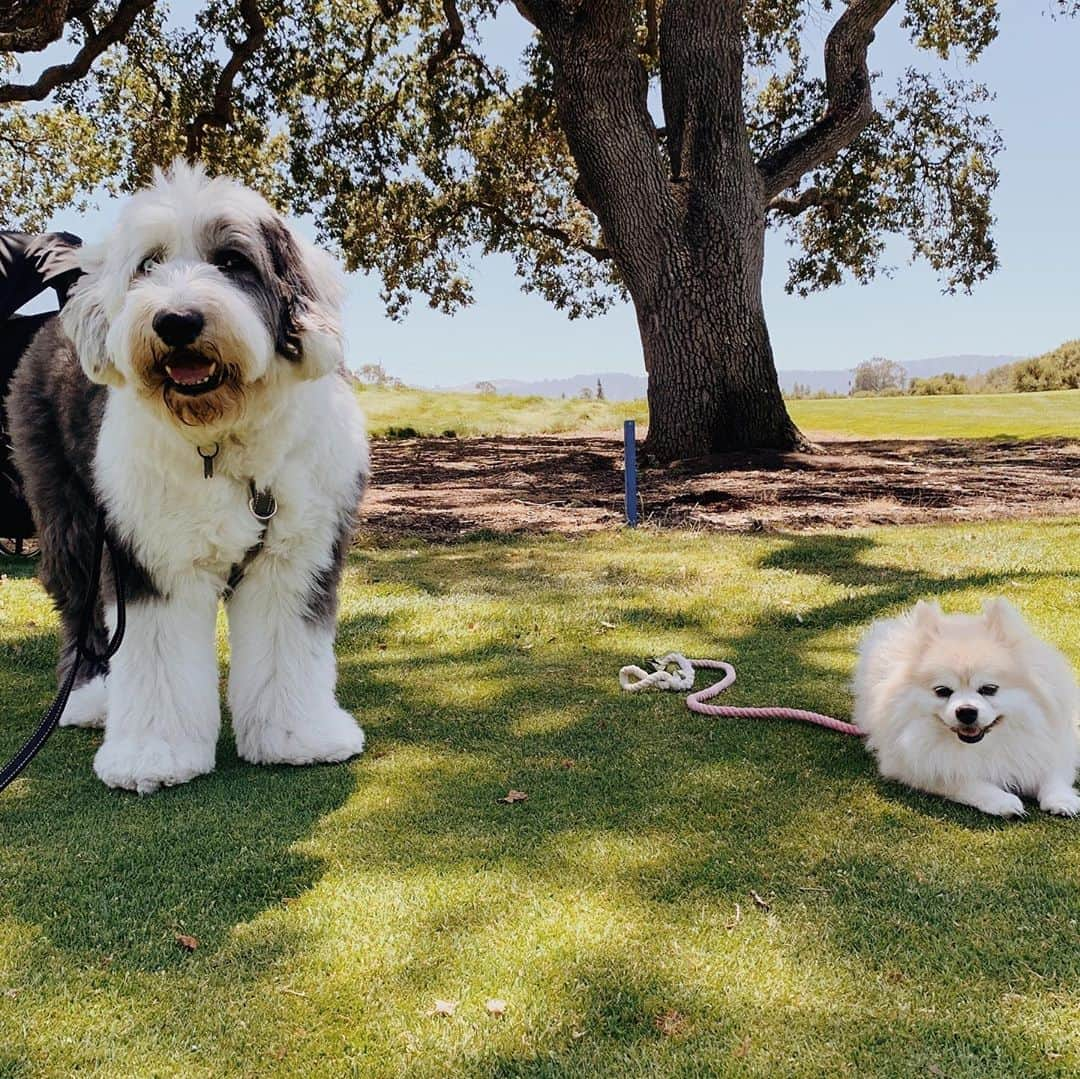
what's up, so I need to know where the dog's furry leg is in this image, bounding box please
[94,584,220,793]
[1036,773,1080,817]
[923,778,1026,817]
[225,560,364,767]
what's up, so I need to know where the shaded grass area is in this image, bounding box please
[790,388,1080,441]
[3,521,1080,1075]
[358,384,648,439]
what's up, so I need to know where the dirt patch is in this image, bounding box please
[362,434,1080,540]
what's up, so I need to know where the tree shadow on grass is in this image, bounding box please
[0,617,398,972]
[2,529,1079,1074]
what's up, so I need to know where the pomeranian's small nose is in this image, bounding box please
[153,309,204,347]
[956,706,979,724]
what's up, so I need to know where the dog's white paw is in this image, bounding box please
[93,735,215,794]
[975,788,1026,817]
[60,676,107,728]
[1039,789,1080,817]
[236,706,366,766]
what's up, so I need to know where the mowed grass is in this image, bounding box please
[787,389,1080,441]
[359,384,648,438]
[359,383,1080,443]
[5,520,1080,1075]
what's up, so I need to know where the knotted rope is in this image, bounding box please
[619,653,864,737]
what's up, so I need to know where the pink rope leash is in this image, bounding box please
[619,654,864,737]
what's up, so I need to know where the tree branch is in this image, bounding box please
[757,0,895,201]
[426,0,465,78]
[0,0,74,53]
[767,186,833,217]
[482,200,613,262]
[184,0,266,158]
[0,0,156,105]
[642,0,659,60]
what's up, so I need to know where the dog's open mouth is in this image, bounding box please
[161,350,223,396]
[954,716,1002,744]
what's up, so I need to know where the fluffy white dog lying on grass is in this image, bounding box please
[854,598,1080,817]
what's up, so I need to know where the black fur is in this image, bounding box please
[6,319,158,689]
[302,471,366,626]
[258,218,317,363]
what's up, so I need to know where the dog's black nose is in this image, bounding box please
[956,706,979,724]
[153,309,204,347]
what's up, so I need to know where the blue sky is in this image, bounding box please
[38,2,1080,383]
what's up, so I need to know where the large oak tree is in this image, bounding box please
[0,2,1069,459]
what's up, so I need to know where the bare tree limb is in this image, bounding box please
[426,0,466,78]
[184,0,267,158]
[0,0,156,105]
[758,0,895,201]
[482,200,613,262]
[767,186,831,216]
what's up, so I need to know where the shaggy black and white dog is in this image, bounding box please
[7,162,369,793]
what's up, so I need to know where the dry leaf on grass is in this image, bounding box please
[749,890,771,913]
[497,789,528,804]
[725,903,742,931]
[485,998,507,1017]
[655,1010,688,1037]
[431,999,457,1017]
[733,1035,751,1059]
[175,933,198,951]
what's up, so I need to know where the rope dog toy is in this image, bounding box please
[619,653,864,737]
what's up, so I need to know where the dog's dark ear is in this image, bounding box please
[260,218,344,380]
[982,597,1027,644]
[60,245,125,387]
[910,599,942,636]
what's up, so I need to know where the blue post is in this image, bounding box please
[624,419,638,527]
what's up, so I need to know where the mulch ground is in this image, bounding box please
[362,434,1080,540]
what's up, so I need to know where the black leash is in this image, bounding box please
[0,511,125,793]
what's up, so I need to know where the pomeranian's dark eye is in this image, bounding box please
[933,686,953,699]
[979,684,999,697]
[213,249,254,276]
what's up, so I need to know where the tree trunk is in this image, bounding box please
[633,222,808,462]
[531,0,808,463]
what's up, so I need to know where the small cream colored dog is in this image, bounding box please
[854,599,1080,817]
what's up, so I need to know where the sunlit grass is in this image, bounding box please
[358,384,648,439]
[790,389,1080,441]
[357,383,1080,443]
[4,520,1080,1075]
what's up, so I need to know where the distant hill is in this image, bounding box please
[446,355,1024,400]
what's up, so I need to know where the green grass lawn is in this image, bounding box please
[358,384,1080,443]
[359,384,648,439]
[4,520,1080,1076]
[790,389,1080,441]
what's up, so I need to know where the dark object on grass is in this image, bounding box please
[0,231,82,551]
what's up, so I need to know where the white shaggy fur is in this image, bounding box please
[57,162,369,793]
[854,598,1080,817]
[60,675,107,729]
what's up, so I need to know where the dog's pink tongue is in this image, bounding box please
[167,359,214,384]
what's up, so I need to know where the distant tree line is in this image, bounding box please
[785,340,1080,399]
